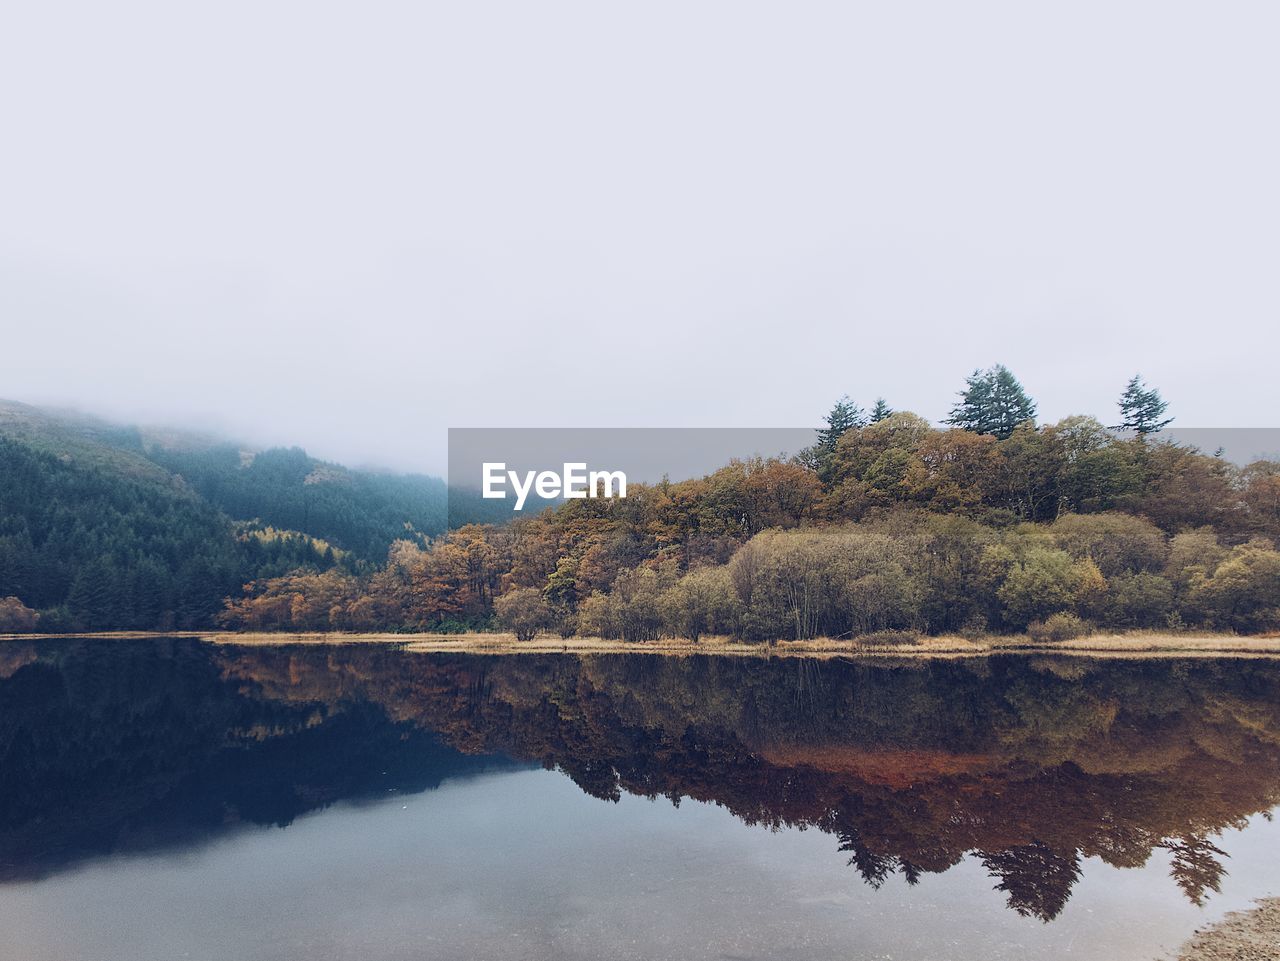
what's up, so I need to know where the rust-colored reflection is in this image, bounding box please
[2,640,1278,923]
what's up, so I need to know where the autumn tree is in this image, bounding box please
[1051,513,1168,577]
[0,596,38,632]
[659,566,738,640]
[494,587,555,641]
[1186,540,1280,632]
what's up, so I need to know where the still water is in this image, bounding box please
[1,639,1278,960]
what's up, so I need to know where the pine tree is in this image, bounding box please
[945,365,1036,439]
[67,557,122,630]
[1115,375,1173,434]
[818,396,866,451]
[870,398,893,423]
[798,396,867,480]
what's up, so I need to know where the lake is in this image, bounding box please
[1,639,1278,960]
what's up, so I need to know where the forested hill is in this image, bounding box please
[146,445,446,559]
[0,400,447,631]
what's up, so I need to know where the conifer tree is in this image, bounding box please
[945,365,1036,439]
[818,396,866,451]
[67,558,121,630]
[798,396,866,480]
[870,398,893,423]
[1115,375,1173,434]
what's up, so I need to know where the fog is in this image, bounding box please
[2,1,1277,474]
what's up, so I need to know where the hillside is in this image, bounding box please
[0,400,448,630]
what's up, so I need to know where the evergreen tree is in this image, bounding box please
[945,365,1036,439]
[870,398,893,423]
[67,557,122,630]
[1115,374,1173,434]
[818,396,865,452]
[798,396,867,479]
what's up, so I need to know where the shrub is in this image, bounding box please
[575,593,616,639]
[494,588,555,641]
[0,596,39,633]
[1026,612,1092,643]
[659,566,739,640]
[1107,572,1175,628]
[996,548,1081,627]
[726,526,921,641]
[958,612,989,641]
[577,565,675,642]
[1052,512,1168,577]
[1165,528,1227,588]
[1185,541,1280,632]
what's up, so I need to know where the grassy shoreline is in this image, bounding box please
[2,629,1279,659]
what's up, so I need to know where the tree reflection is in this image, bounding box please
[1162,835,1230,907]
[2,639,1279,923]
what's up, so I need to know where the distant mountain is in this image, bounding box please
[0,400,449,631]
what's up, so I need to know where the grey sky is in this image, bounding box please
[2,2,1277,474]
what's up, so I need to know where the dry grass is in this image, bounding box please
[4,629,1280,660]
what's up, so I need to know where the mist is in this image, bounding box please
[2,1,1278,474]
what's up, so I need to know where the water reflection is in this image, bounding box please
[2,639,1279,926]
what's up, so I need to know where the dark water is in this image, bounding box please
[1,640,1278,960]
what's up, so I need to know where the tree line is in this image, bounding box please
[0,418,449,632]
[5,369,1277,638]
[213,369,1280,640]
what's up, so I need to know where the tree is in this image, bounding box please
[818,396,866,452]
[1051,512,1168,577]
[67,557,122,630]
[494,587,555,641]
[870,398,893,423]
[0,595,39,632]
[803,396,867,482]
[995,547,1081,627]
[945,365,1036,440]
[1115,375,1173,434]
[1186,541,1280,632]
[660,566,738,640]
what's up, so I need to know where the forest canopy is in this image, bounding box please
[216,373,1280,640]
[3,373,1278,639]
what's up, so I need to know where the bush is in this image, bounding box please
[494,587,555,642]
[1107,572,1175,628]
[659,566,739,640]
[726,526,920,641]
[958,612,989,641]
[1185,541,1280,632]
[0,596,39,633]
[577,565,675,642]
[996,548,1081,627]
[1026,612,1092,643]
[1052,512,1168,577]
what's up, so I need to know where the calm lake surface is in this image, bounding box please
[1,640,1278,961]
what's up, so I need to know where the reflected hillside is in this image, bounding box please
[214,647,1280,921]
[0,639,522,881]
[3,640,1280,923]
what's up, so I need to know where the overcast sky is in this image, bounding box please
[2,1,1277,474]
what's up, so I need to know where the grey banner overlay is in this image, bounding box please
[446,426,1280,528]
[447,428,817,526]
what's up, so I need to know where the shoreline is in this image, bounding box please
[2,630,1279,659]
[1173,897,1280,961]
